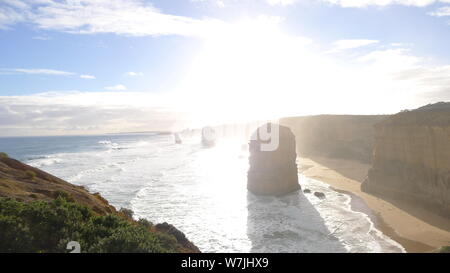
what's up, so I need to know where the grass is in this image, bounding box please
[0,152,8,158]
[24,170,37,180]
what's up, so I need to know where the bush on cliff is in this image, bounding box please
[0,197,179,253]
[439,246,450,253]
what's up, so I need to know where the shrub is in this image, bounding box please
[439,246,450,253]
[119,207,134,219]
[52,190,74,202]
[24,170,37,180]
[137,218,153,228]
[0,152,8,158]
[0,197,179,253]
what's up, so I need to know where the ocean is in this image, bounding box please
[0,133,405,253]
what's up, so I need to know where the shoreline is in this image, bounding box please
[299,156,450,253]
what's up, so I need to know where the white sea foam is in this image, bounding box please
[26,135,406,253]
[28,155,63,167]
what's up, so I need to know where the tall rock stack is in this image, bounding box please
[247,123,300,196]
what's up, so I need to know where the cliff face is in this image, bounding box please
[362,103,450,215]
[280,115,387,163]
[0,154,200,253]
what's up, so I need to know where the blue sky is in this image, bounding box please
[1,0,450,136]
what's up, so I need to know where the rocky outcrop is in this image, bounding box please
[362,102,450,216]
[280,115,387,163]
[247,123,300,196]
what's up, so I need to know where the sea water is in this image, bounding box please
[0,133,405,253]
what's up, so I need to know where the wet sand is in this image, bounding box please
[299,156,450,253]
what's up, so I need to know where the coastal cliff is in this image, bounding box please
[362,102,450,216]
[280,115,387,163]
[0,153,200,253]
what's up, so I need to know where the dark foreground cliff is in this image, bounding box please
[280,115,388,163]
[0,153,200,253]
[362,102,450,216]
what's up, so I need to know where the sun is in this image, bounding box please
[175,17,328,127]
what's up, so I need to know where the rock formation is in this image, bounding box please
[362,102,450,216]
[314,192,326,199]
[201,126,216,147]
[247,123,300,196]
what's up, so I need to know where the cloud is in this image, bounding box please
[32,35,51,40]
[0,91,187,136]
[328,39,379,53]
[429,6,450,16]
[0,0,224,37]
[321,0,446,8]
[194,0,450,7]
[1,68,96,79]
[266,0,298,6]
[104,84,127,91]
[1,68,75,76]
[125,72,144,77]
[1,45,449,136]
[80,74,96,79]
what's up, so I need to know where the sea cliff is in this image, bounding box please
[280,115,387,163]
[362,103,450,216]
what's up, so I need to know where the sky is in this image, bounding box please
[1,0,450,136]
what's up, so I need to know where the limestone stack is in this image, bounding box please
[247,123,300,196]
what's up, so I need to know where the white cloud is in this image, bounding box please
[1,68,97,79]
[0,91,187,136]
[104,84,127,91]
[125,71,144,77]
[1,68,75,76]
[32,35,51,40]
[191,0,227,8]
[194,0,450,7]
[328,39,379,52]
[429,6,450,16]
[266,0,298,6]
[80,74,96,79]
[322,0,444,8]
[0,3,26,29]
[0,0,224,37]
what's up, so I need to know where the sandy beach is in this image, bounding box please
[299,156,450,253]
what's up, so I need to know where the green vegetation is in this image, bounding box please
[0,197,179,253]
[24,170,36,180]
[119,207,134,219]
[439,246,450,253]
[0,152,8,158]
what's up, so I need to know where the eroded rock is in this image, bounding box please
[247,123,300,196]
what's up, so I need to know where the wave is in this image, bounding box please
[98,139,152,151]
[301,177,405,253]
[27,155,63,167]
